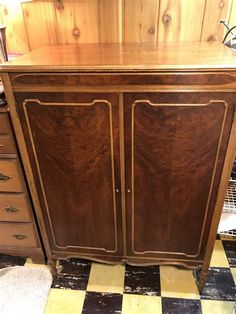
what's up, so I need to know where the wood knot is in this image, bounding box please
[55,0,64,11]
[148,27,155,35]
[219,0,224,8]
[3,7,8,15]
[207,34,216,42]
[162,14,171,26]
[72,26,80,40]
[24,10,29,18]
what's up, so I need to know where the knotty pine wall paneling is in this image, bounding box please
[0,0,235,54]
[158,0,206,42]
[123,0,160,43]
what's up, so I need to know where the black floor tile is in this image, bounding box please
[52,273,89,290]
[162,297,202,314]
[82,292,122,313]
[222,240,236,267]
[0,254,26,269]
[57,258,91,276]
[52,258,91,290]
[124,265,161,296]
[200,267,236,301]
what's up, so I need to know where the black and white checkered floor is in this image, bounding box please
[0,237,235,313]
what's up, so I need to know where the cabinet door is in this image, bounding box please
[124,92,235,262]
[15,92,122,257]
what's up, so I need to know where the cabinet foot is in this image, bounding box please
[47,258,57,277]
[193,267,208,294]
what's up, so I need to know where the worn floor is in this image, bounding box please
[0,236,235,314]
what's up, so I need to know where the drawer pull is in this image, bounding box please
[0,173,12,182]
[12,234,27,240]
[0,144,3,147]
[4,206,20,214]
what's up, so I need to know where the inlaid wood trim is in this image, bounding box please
[131,99,228,258]
[23,98,119,253]
[4,66,236,74]
[10,71,236,82]
[119,93,127,256]
[12,85,236,93]
[52,250,203,267]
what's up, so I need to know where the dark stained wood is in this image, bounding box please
[9,72,236,89]
[15,92,122,256]
[2,43,236,289]
[1,42,236,72]
[124,92,235,261]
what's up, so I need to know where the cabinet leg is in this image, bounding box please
[198,268,208,293]
[193,267,208,294]
[47,258,57,277]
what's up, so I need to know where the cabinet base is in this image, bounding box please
[50,251,207,289]
[52,251,203,268]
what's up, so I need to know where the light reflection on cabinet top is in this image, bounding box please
[0,42,236,73]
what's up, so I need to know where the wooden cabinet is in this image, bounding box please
[0,110,44,263]
[1,42,236,290]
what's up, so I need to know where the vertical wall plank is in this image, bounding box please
[124,0,159,43]
[22,1,58,50]
[201,0,232,42]
[0,9,5,62]
[0,9,4,24]
[0,3,29,53]
[55,0,99,44]
[98,0,122,43]
[0,0,232,53]
[229,0,236,25]
[158,0,206,42]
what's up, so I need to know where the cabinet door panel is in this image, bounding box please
[15,93,122,256]
[124,92,234,260]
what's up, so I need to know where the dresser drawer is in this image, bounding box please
[0,113,12,134]
[0,159,24,192]
[0,223,38,247]
[0,193,31,222]
[0,134,17,155]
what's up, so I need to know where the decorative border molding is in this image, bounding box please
[23,98,119,253]
[131,99,228,258]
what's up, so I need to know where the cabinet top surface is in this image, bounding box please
[1,42,236,72]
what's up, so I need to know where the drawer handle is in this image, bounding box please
[0,173,12,182]
[4,206,20,214]
[12,234,27,240]
[0,144,3,147]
